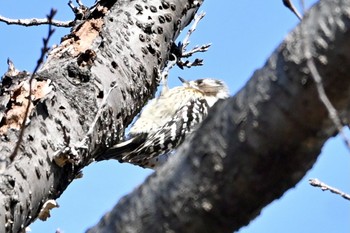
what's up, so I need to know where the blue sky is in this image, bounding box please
[0,1,349,232]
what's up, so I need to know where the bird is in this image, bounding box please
[97,77,230,169]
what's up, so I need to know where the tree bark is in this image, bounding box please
[86,0,350,232]
[0,0,202,232]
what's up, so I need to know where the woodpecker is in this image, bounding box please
[98,77,229,168]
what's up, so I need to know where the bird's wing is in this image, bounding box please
[123,98,209,167]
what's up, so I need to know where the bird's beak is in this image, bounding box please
[178,77,188,84]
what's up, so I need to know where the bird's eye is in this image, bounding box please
[196,79,204,85]
[215,80,222,85]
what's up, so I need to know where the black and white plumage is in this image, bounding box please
[98,77,230,168]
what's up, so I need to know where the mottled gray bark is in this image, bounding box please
[0,0,202,232]
[87,0,350,232]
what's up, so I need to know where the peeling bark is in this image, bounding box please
[86,0,350,232]
[0,0,202,232]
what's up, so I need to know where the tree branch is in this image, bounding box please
[87,0,350,232]
[9,9,56,163]
[309,178,350,201]
[0,14,73,27]
[0,0,203,232]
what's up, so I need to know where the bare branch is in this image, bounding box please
[68,0,90,20]
[174,12,211,69]
[158,54,177,96]
[0,1,204,231]
[75,82,118,151]
[181,12,206,52]
[309,178,350,201]
[181,43,211,58]
[177,58,204,68]
[9,9,56,162]
[87,1,350,232]
[306,58,350,149]
[0,14,73,27]
[300,0,350,150]
[75,0,85,8]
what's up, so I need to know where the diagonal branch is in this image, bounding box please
[309,178,350,201]
[87,0,350,232]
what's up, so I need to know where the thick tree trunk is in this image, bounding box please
[0,0,202,232]
[86,0,350,232]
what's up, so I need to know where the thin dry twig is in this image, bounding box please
[0,14,73,27]
[158,54,177,96]
[309,178,350,201]
[306,59,350,149]
[181,12,207,53]
[300,1,350,204]
[9,9,57,162]
[68,0,90,20]
[297,0,350,150]
[181,44,211,58]
[75,0,84,8]
[298,15,350,213]
[76,82,118,151]
[175,12,211,69]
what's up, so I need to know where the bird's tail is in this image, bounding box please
[95,133,147,162]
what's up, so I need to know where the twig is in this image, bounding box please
[68,0,89,20]
[300,0,350,207]
[306,58,350,150]
[175,12,211,69]
[181,12,206,52]
[59,82,117,166]
[9,9,56,162]
[76,0,84,7]
[282,0,303,20]
[0,14,73,27]
[309,178,350,201]
[54,73,118,166]
[181,44,211,58]
[298,0,350,150]
[158,54,177,96]
[177,58,204,69]
[76,82,118,150]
